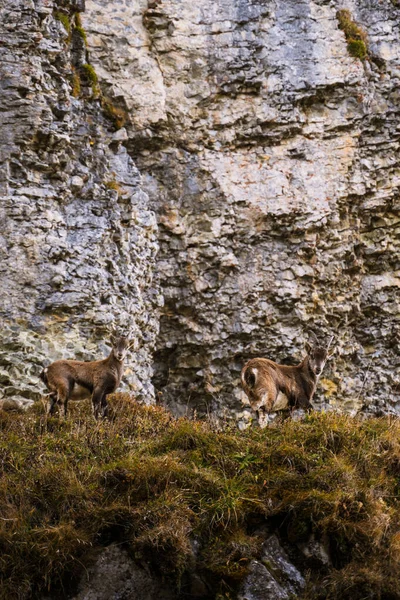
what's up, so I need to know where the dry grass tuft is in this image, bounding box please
[101,97,129,130]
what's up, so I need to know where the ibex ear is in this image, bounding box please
[305,341,312,354]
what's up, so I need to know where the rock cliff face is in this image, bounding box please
[0,0,159,406]
[84,0,400,418]
[1,0,400,418]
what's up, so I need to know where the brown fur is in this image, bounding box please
[241,344,330,423]
[40,336,131,418]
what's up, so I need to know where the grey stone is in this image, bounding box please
[0,396,31,411]
[70,175,85,191]
[70,545,174,600]
[238,560,289,600]
[112,127,129,142]
[298,533,331,567]
[262,535,305,595]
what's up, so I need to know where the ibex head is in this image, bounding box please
[110,327,135,362]
[305,335,334,377]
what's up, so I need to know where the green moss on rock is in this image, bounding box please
[80,63,100,97]
[74,25,87,45]
[54,11,71,36]
[81,63,98,86]
[71,67,81,98]
[347,39,368,60]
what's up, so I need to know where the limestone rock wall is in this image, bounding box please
[1,0,400,418]
[0,0,159,406]
[83,0,400,419]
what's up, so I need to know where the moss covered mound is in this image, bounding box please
[1,398,400,599]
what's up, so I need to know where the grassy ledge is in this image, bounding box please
[1,397,400,599]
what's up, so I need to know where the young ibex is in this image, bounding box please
[241,337,334,426]
[40,332,134,418]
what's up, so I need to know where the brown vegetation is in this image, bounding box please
[1,398,400,599]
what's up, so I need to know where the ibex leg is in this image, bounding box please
[257,406,269,429]
[100,395,109,418]
[47,392,57,416]
[57,384,69,418]
[297,394,313,412]
[91,388,105,420]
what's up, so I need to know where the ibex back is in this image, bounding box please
[40,334,133,418]
[241,338,333,426]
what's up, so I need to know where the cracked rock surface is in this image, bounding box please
[1,0,400,418]
[0,0,159,406]
[84,0,400,419]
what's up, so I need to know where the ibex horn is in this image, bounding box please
[326,336,334,351]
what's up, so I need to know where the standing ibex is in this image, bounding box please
[241,337,334,426]
[40,332,134,418]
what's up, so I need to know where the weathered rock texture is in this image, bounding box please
[0,0,159,406]
[70,545,174,600]
[82,0,400,420]
[238,534,306,600]
[1,0,400,418]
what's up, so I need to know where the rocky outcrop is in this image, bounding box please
[1,0,400,419]
[0,0,159,406]
[70,537,306,600]
[82,0,400,420]
[70,545,175,600]
[238,535,306,600]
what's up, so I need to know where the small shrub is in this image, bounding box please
[104,178,123,194]
[201,529,262,581]
[337,9,369,60]
[131,493,196,579]
[75,12,83,27]
[81,63,97,84]
[347,39,367,60]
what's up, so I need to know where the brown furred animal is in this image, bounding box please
[40,334,133,418]
[241,338,333,426]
